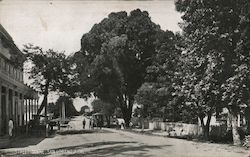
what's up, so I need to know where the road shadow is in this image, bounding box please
[0,141,172,157]
[1,136,45,149]
[46,141,137,152]
[65,143,172,157]
[57,129,112,135]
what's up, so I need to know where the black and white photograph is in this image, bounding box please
[0,0,249,156]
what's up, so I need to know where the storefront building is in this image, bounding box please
[0,24,38,136]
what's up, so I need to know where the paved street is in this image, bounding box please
[0,116,249,157]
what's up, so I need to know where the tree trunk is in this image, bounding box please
[231,112,241,145]
[199,113,211,140]
[35,82,49,125]
[105,115,110,128]
[123,110,132,128]
[141,117,144,131]
[199,116,205,136]
[119,95,133,128]
[246,107,250,134]
[36,83,49,116]
[247,120,250,135]
[204,113,212,140]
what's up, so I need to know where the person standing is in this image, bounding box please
[8,118,14,139]
[90,117,94,129]
[82,117,86,129]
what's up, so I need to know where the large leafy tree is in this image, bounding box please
[24,44,74,119]
[72,9,162,126]
[175,0,250,144]
[221,0,250,140]
[135,31,186,122]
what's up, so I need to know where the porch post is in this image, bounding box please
[37,99,39,114]
[25,98,28,125]
[5,87,9,134]
[29,99,31,121]
[237,114,241,127]
[21,94,24,126]
[0,84,2,135]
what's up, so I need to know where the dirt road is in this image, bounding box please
[0,117,249,157]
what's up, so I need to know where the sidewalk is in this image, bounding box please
[104,128,168,137]
[0,136,11,149]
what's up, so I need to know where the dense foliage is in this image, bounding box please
[175,0,250,144]
[25,2,249,145]
[24,44,75,117]
[72,9,163,126]
[91,99,115,126]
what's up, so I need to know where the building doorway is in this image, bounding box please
[1,87,7,135]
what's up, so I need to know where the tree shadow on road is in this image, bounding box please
[65,143,172,157]
[3,137,45,149]
[0,141,135,157]
[0,141,172,157]
[46,141,137,152]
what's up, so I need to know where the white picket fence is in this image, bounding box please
[149,121,202,136]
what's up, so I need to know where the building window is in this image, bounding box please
[3,60,6,71]
[5,62,7,71]
[16,70,18,81]
[16,70,19,80]
[9,65,11,74]
[1,58,4,69]
[10,66,13,75]
[14,69,16,78]
[18,70,21,81]
[20,71,23,82]
[2,86,6,94]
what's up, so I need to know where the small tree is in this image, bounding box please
[56,96,79,117]
[91,99,115,127]
[24,44,73,119]
[80,105,90,115]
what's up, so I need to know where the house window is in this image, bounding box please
[18,70,20,81]
[20,71,23,81]
[14,69,16,79]
[3,60,6,71]
[9,65,11,74]
[16,70,19,80]
[10,66,13,75]
[1,58,4,69]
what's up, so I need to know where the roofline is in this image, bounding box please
[0,24,13,42]
[0,23,24,57]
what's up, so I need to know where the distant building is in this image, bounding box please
[0,24,38,136]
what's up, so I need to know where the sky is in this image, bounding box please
[0,0,182,111]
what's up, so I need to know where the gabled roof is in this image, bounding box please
[0,23,24,57]
[0,24,13,42]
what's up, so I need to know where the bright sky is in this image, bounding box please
[0,0,182,111]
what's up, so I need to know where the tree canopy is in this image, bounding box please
[135,31,186,122]
[79,105,90,115]
[175,0,250,144]
[72,9,164,126]
[23,44,75,117]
